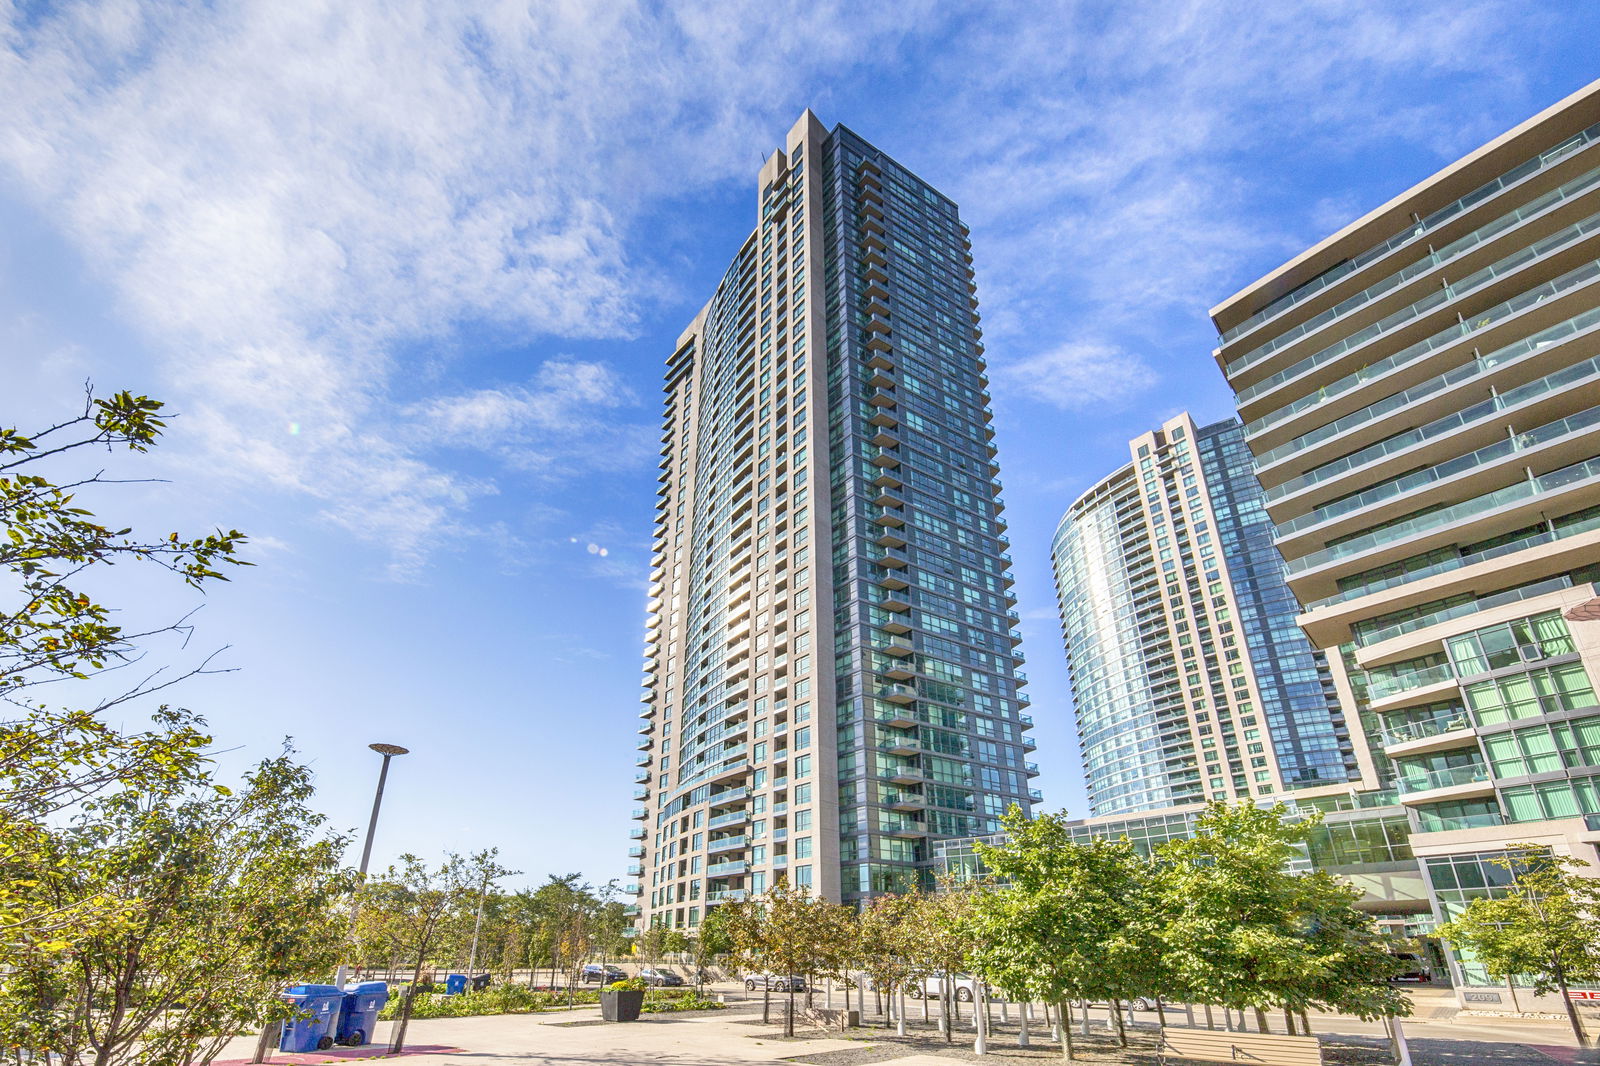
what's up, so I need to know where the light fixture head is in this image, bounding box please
[369,743,410,756]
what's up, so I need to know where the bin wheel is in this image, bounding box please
[347,1029,365,1046]
[317,1036,334,1051]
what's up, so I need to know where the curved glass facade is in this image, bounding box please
[1052,413,1357,818]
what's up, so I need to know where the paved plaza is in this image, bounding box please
[211,986,1599,1066]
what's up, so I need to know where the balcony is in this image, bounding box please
[631,807,649,820]
[874,548,910,570]
[878,636,915,657]
[885,823,927,838]
[887,766,926,785]
[635,753,652,767]
[1367,662,1458,703]
[709,809,750,829]
[634,770,651,784]
[880,611,912,635]
[623,904,640,916]
[884,791,924,811]
[626,864,643,876]
[633,787,650,801]
[627,845,645,858]
[707,859,748,877]
[876,571,911,592]
[878,683,917,705]
[878,659,916,682]
[870,448,902,469]
[1396,762,1494,801]
[874,506,907,528]
[711,786,750,807]
[1028,789,1044,803]
[885,735,923,756]
[628,828,647,840]
[1024,762,1041,776]
[708,834,748,853]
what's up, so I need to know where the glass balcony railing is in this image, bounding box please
[707,834,747,853]
[1379,708,1474,747]
[1306,507,1600,609]
[1238,212,1600,406]
[1419,810,1506,831]
[707,860,747,877]
[1287,454,1600,574]
[1266,346,1600,501]
[1357,575,1577,648]
[1396,762,1491,795]
[1367,661,1458,701]
[1228,162,1600,376]
[1277,405,1600,538]
[1246,256,1600,437]
[1221,120,1600,344]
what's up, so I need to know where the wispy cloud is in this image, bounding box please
[996,342,1157,412]
[0,0,926,573]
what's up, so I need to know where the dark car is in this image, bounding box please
[580,964,628,984]
[1387,953,1433,982]
[638,967,685,987]
[745,972,807,992]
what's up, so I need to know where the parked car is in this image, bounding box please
[580,964,628,984]
[745,972,808,992]
[1387,953,1433,983]
[907,973,989,1002]
[638,967,685,987]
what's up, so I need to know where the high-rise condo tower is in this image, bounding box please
[1212,79,1600,1001]
[1051,412,1363,818]
[627,112,1036,934]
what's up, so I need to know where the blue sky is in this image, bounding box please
[2,0,1595,891]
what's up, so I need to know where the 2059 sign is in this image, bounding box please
[1462,991,1502,1003]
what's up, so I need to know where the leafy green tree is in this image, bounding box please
[692,904,735,989]
[371,852,480,1052]
[0,750,351,1066]
[1,389,248,967]
[1158,801,1408,1031]
[911,877,977,1043]
[968,810,1151,1059]
[1438,848,1600,1046]
[856,891,920,1031]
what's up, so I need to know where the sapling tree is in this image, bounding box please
[1438,848,1600,1047]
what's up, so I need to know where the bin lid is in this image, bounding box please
[348,981,388,994]
[284,983,344,999]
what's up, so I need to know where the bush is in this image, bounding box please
[375,984,724,1020]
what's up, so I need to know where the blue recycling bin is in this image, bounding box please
[337,981,388,1046]
[445,973,468,996]
[280,984,344,1053]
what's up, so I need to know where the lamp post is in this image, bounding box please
[334,743,409,988]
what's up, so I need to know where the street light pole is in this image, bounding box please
[334,743,409,988]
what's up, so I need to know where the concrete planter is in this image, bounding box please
[600,989,645,1022]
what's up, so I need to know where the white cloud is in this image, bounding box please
[0,0,925,573]
[996,342,1157,412]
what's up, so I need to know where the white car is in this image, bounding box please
[906,973,986,1002]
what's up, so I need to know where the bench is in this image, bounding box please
[1159,1026,1322,1066]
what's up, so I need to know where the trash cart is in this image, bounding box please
[337,981,388,1046]
[470,973,491,993]
[445,973,468,996]
[280,984,344,1053]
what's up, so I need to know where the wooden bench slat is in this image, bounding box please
[1160,1025,1322,1066]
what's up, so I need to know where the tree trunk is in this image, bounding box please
[1111,999,1127,1046]
[1284,1010,1296,1035]
[1253,1007,1269,1034]
[1203,1003,1214,1030]
[1056,1000,1074,1061]
[1155,997,1167,1028]
[1017,1000,1030,1047]
[922,986,930,1024]
[1554,956,1591,1047]
[786,988,795,1038]
[762,985,771,1025]
[897,983,908,1037]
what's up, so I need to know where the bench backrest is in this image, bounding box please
[1160,1026,1322,1066]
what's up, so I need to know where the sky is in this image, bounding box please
[2,0,1596,892]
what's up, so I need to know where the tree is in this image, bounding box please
[369,852,479,1052]
[1,389,248,968]
[0,750,351,1066]
[723,878,854,1035]
[692,904,735,991]
[911,878,978,1044]
[1158,801,1408,1032]
[1438,848,1600,1047]
[967,810,1153,1059]
[856,891,921,1031]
